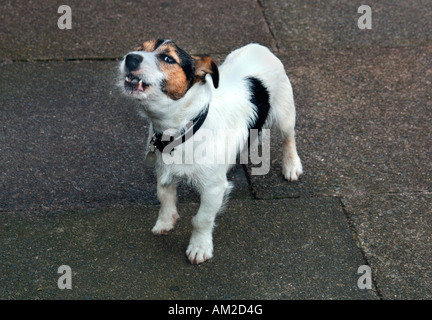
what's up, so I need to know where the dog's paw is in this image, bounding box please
[282,156,303,182]
[186,241,213,264]
[151,212,179,235]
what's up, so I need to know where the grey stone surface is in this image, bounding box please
[342,192,432,299]
[259,0,432,50]
[0,198,377,299]
[0,0,275,60]
[247,46,432,199]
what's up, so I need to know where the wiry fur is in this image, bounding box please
[119,40,303,264]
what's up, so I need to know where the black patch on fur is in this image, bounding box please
[160,79,168,94]
[175,46,195,88]
[154,38,165,50]
[246,77,270,131]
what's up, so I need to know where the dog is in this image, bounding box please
[119,39,303,264]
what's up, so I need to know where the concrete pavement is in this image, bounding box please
[1,0,431,299]
[0,198,376,299]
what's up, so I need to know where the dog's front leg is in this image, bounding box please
[186,181,228,264]
[152,177,179,235]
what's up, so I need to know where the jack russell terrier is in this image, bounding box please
[119,39,303,264]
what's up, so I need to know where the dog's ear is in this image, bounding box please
[193,56,219,89]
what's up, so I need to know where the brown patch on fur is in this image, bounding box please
[160,62,188,100]
[136,39,171,52]
[158,43,189,100]
[137,40,157,52]
[193,56,219,88]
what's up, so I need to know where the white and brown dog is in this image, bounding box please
[119,39,303,264]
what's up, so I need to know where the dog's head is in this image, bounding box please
[119,39,219,101]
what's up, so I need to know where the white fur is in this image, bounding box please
[120,43,303,264]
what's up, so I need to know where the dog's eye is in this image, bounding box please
[162,55,176,64]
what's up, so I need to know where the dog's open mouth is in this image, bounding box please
[124,73,150,94]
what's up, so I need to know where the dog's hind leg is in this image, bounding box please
[281,136,303,181]
[273,76,303,181]
[152,178,179,235]
[186,176,231,264]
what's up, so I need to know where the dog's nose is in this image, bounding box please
[125,54,143,71]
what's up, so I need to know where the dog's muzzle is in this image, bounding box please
[124,73,149,94]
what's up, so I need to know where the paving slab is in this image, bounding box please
[243,45,432,300]
[0,198,378,299]
[0,60,251,212]
[247,46,432,199]
[342,192,432,299]
[259,0,432,50]
[0,0,275,60]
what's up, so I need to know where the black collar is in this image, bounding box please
[150,104,209,153]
